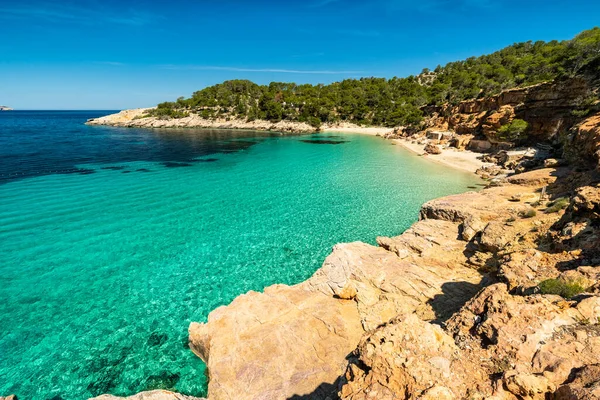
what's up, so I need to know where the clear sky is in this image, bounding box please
[1,0,599,110]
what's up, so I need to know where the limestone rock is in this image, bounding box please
[461,215,487,241]
[188,280,363,400]
[449,134,474,150]
[554,364,600,399]
[498,249,549,292]
[566,112,600,169]
[189,214,492,398]
[339,314,489,399]
[506,168,565,186]
[479,221,513,252]
[89,390,205,400]
[483,105,516,141]
[86,109,317,134]
[469,139,493,152]
[424,143,442,154]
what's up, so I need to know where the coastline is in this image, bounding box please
[323,126,491,175]
[87,109,490,175]
[187,163,600,400]
[392,137,493,174]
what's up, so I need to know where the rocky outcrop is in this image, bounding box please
[565,112,600,169]
[424,143,442,154]
[189,233,488,399]
[86,109,318,133]
[421,77,599,155]
[339,313,490,400]
[90,390,205,400]
[554,364,600,399]
[182,165,600,400]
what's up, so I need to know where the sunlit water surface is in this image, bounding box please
[0,111,481,399]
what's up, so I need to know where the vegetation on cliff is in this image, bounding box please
[147,28,600,127]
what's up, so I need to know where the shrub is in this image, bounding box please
[498,119,529,142]
[545,197,570,213]
[307,116,322,129]
[538,278,587,298]
[521,208,537,218]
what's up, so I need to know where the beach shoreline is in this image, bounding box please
[391,137,492,174]
[323,126,491,175]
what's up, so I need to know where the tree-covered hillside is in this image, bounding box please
[148,28,600,128]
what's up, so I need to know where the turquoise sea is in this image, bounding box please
[0,111,481,399]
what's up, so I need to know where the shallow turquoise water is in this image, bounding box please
[0,114,481,399]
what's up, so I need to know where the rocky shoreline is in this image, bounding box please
[84,108,397,136]
[5,79,597,400]
[181,79,600,399]
[183,164,599,400]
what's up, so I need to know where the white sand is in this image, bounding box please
[393,138,492,174]
[321,126,394,136]
[325,126,488,174]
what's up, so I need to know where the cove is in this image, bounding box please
[0,111,481,399]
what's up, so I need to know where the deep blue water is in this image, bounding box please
[0,111,481,399]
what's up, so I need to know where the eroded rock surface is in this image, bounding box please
[90,390,205,400]
[186,167,600,400]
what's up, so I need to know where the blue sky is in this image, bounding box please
[1,0,599,109]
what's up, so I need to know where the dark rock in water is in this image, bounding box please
[48,396,63,400]
[194,158,219,163]
[136,168,151,172]
[147,332,168,347]
[300,140,348,145]
[19,295,41,305]
[87,367,122,396]
[77,169,96,175]
[121,171,131,174]
[162,162,193,168]
[143,372,180,391]
[101,166,126,171]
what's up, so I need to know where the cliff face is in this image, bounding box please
[422,77,599,154]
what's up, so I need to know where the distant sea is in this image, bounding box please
[0,111,481,399]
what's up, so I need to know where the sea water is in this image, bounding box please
[0,111,481,399]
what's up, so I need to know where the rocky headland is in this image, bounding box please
[85,108,319,133]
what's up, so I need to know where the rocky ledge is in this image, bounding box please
[85,109,318,134]
[185,164,600,399]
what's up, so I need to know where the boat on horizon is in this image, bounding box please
[0,106,13,111]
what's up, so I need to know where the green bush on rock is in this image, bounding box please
[538,278,587,298]
[497,119,530,142]
[546,197,570,213]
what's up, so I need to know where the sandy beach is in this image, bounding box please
[392,137,492,174]
[321,125,393,136]
[325,125,491,174]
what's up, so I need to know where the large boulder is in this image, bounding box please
[554,364,600,399]
[424,143,442,154]
[339,314,490,400]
